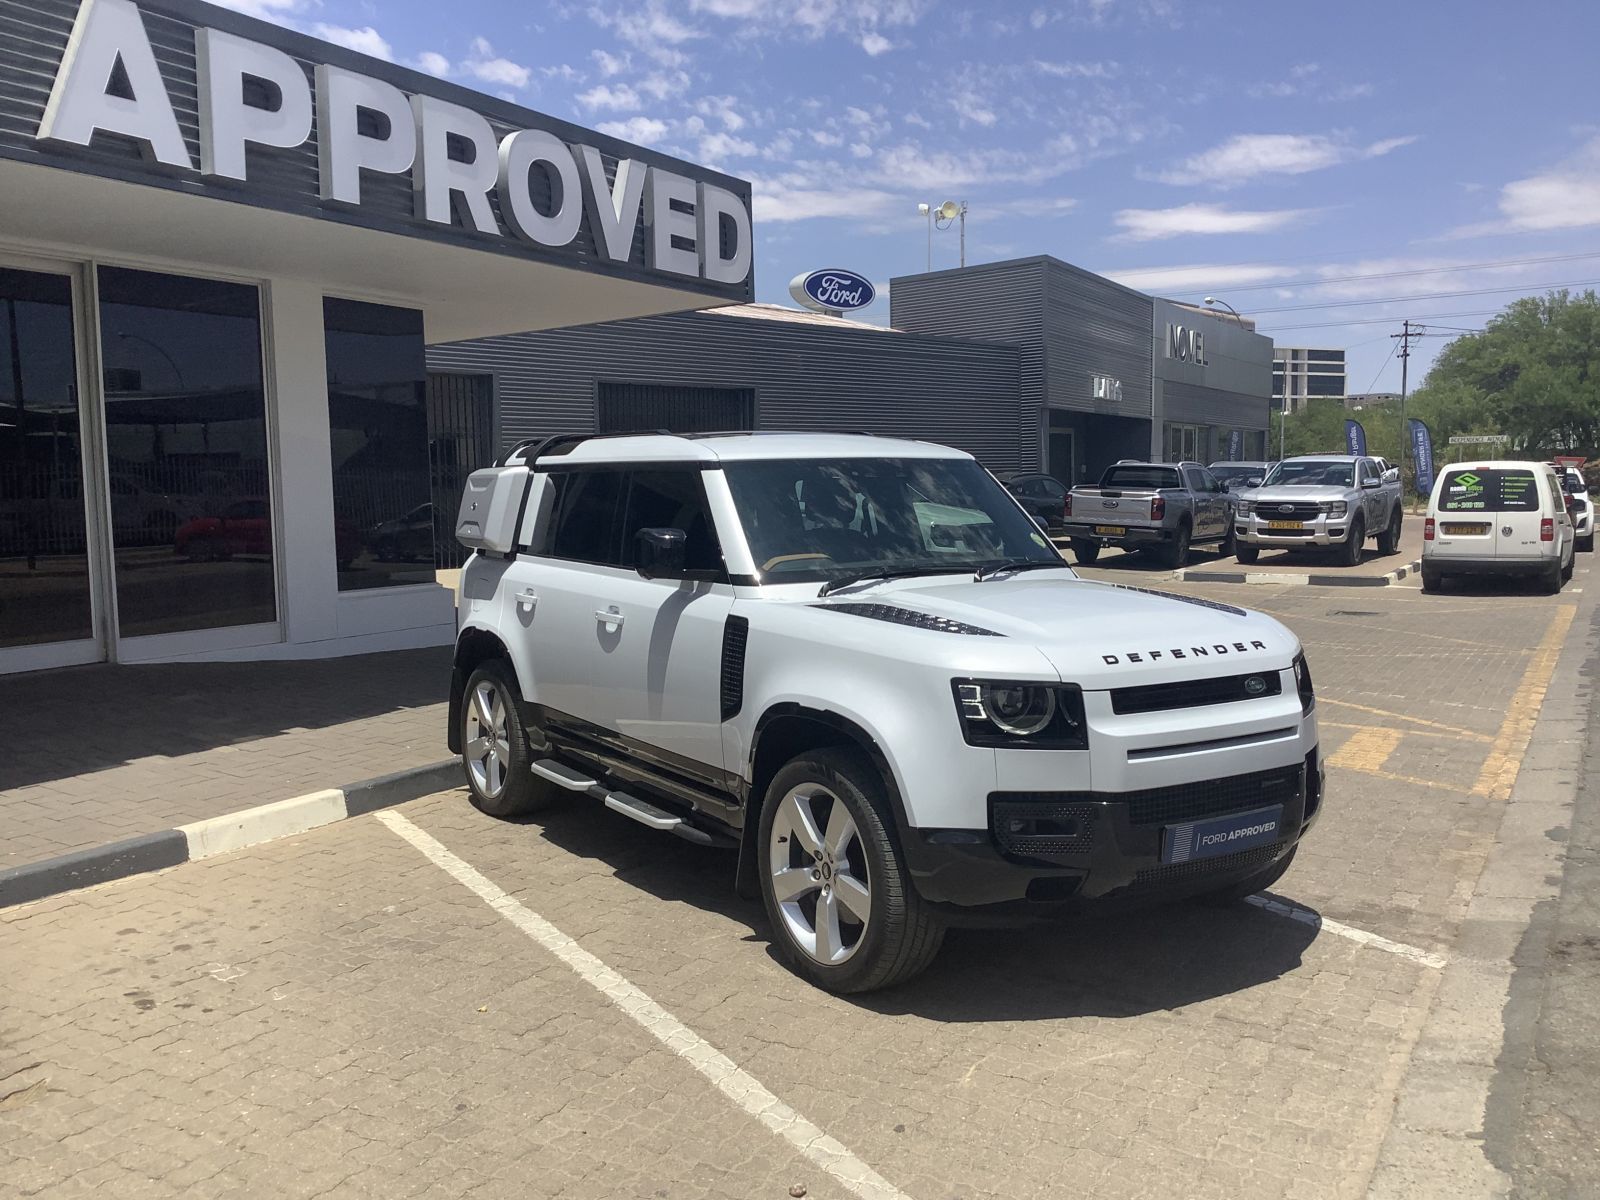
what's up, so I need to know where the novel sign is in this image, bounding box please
[34,0,753,286]
[1166,324,1208,365]
[788,269,876,313]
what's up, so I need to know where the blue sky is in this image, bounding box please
[221,0,1600,393]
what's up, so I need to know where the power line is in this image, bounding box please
[1151,249,1600,298]
[1244,276,1600,315]
[1361,339,1400,394]
[1258,309,1501,332]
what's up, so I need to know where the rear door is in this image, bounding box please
[1493,467,1545,562]
[1432,467,1498,562]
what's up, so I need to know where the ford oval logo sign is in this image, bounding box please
[789,268,876,314]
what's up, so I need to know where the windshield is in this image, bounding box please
[1099,465,1179,489]
[1262,461,1354,488]
[723,458,1063,584]
[1210,464,1262,484]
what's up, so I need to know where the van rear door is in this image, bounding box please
[1433,467,1498,562]
[1491,467,1544,561]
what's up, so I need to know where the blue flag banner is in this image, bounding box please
[1226,429,1244,460]
[1409,418,1436,498]
[1345,419,1368,457]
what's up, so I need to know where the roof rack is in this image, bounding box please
[495,429,676,467]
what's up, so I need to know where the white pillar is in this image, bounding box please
[264,277,338,645]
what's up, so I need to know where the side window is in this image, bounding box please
[1017,478,1046,498]
[544,469,627,566]
[1198,468,1221,493]
[623,469,725,577]
[1182,467,1204,492]
[1359,460,1376,484]
[1040,478,1066,499]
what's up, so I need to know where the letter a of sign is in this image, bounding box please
[38,0,191,168]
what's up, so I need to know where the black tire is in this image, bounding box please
[1338,516,1365,567]
[1218,522,1236,557]
[1198,847,1298,906]
[1235,543,1260,565]
[1542,559,1563,595]
[1562,552,1574,582]
[1580,534,1594,553]
[758,747,944,994]
[1071,540,1100,565]
[1421,562,1443,593]
[1163,522,1192,569]
[460,660,558,818]
[1377,506,1402,556]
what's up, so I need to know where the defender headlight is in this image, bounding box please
[1319,500,1347,516]
[953,680,1087,748]
[1292,652,1315,714]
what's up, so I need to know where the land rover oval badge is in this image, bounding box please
[1243,675,1268,697]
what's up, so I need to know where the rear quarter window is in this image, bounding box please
[1437,468,1540,513]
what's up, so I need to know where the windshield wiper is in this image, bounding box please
[817,566,974,597]
[973,559,1069,582]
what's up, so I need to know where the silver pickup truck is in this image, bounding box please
[1233,454,1403,566]
[1063,461,1234,568]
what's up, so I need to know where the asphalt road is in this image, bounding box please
[2,560,1595,1199]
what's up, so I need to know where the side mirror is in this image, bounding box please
[1361,476,1381,490]
[635,527,686,579]
[1245,477,1263,488]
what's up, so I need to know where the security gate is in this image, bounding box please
[426,372,494,569]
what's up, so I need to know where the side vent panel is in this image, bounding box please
[720,615,750,721]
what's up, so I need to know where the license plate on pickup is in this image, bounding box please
[1162,805,1285,864]
[1266,519,1304,530]
[1441,522,1489,535]
[1094,525,1126,535]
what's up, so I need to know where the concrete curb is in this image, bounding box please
[1178,558,1422,588]
[0,759,459,910]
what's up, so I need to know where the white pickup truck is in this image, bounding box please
[1063,461,1235,568]
[1233,455,1403,566]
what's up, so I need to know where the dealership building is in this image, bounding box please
[0,0,753,673]
[430,255,1274,488]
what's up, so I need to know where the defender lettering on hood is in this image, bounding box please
[1102,639,1268,665]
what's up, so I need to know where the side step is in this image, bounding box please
[530,759,732,848]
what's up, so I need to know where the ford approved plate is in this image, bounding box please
[1162,805,1284,864]
[1266,519,1304,530]
[1094,525,1126,535]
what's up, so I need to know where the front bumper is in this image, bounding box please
[901,748,1323,921]
[1236,513,1352,548]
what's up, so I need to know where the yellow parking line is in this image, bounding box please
[1319,720,1476,741]
[1472,605,1577,799]
[1326,726,1404,773]
[1319,698,1493,742]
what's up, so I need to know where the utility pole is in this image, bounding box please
[1391,320,1424,496]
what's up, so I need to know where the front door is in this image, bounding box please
[0,259,102,673]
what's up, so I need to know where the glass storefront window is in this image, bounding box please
[97,267,275,638]
[323,298,432,590]
[0,267,90,649]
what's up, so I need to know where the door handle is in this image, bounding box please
[515,588,537,612]
[594,606,625,629]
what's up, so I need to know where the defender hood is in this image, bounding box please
[844,573,1299,689]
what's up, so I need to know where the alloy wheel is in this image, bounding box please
[464,679,512,799]
[768,784,872,965]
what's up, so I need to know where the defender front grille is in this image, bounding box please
[990,795,1096,856]
[1122,765,1303,827]
[1132,844,1284,888]
[1111,670,1283,715]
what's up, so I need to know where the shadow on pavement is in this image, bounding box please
[0,647,450,791]
[521,800,1318,1021]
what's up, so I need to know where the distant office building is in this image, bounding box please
[1273,346,1347,413]
[1344,392,1402,410]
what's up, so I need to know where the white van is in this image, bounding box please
[1422,460,1575,593]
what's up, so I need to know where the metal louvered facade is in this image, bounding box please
[426,307,1030,469]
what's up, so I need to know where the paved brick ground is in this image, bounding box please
[0,648,451,872]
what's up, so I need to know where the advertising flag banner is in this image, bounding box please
[1226,429,1244,460]
[1345,419,1368,457]
[1409,418,1436,498]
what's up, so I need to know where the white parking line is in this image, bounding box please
[376,810,913,1200]
[1245,894,1447,970]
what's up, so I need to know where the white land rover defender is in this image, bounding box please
[450,433,1323,993]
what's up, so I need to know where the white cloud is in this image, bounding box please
[811,130,844,146]
[638,71,691,100]
[986,196,1079,217]
[1154,132,1417,187]
[850,141,873,158]
[698,130,758,161]
[596,116,671,145]
[206,0,303,22]
[464,38,531,88]
[312,24,392,61]
[413,51,451,78]
[750,174,901,223]
[695,95,748,131]
[1033,59,1119,79]
[592,49,632,76]
[1113,203,1314,241]
[542,64,583,82]
[1451,136,1600,236]
[1103,263,1299,292]
[592,3,703,63]
[578,83,643,110]
[860,32,893,55]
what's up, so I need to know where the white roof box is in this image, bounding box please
[455,466,529,555]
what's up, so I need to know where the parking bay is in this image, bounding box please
[0,575,1583,1200]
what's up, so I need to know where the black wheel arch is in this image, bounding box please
[448,627,521,754]
[735,704,912,900]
